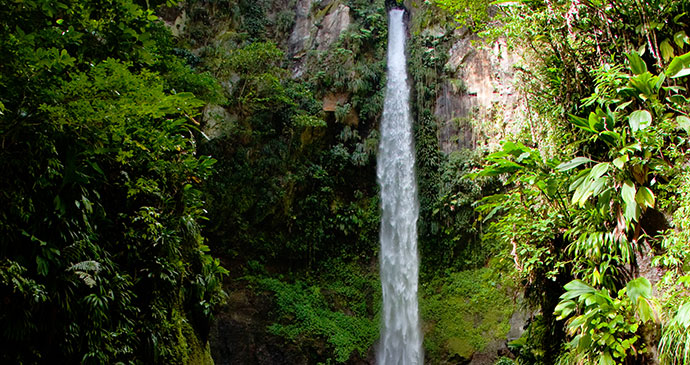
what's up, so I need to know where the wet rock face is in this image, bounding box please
[315,4,351,51]
[209,287,307,365]
[436,32,526,153]
[202,104,237,140]
[288,0,352,77]
[288,0,314,57]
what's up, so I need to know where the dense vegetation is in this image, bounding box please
[3,0,690,363]
[0,0,226,362]
[438,0,690,363]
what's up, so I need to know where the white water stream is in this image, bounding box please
[376,8,423,365]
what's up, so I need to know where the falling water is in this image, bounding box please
[376,8,423,365]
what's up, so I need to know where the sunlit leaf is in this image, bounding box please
[667,52,690,78]
[590,162,610,179]
[635,186,655,209]
[626,52,648,75]
[561,280,596,301]
[636,298,657,323]
[555,300,577,320]
[629,110,652,132]
[626,277,652,305]
[678,115,690,134]
[661,39,675,62]
[613,155,629,169]
[557,157,593,172]
[569,114,594,132]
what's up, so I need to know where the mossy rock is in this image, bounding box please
[446,336,475,359]
[421,267,516,361]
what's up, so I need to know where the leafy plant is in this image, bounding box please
[554,278,658,364]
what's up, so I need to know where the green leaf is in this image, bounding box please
[626,277,652,305]
[573,178,594,207]
[569,114,594,132]
[569,169,591,192]
[629,72,655,98]
[599,351,615,365]
[557,157,593,172]
[655,72,667,91]
[613,155,629,169]
[625,199,640,222]
[36,256,49,276]
[626,52,648,75]
[622,180,637,208]
[590,162,610,179]
[599,131,620,146]
[637,298,656,323]
[677,115,690,134]
[667,52,690,78]
[589,110,606,131]
[635,186,655,209]
[661,39,675,62]
[591,177,609,197]
[629,110,652,132]
[561,280,595,301]
[675,31,690,48]
[555,300,576,320]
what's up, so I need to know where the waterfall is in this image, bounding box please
[376,8,423,365]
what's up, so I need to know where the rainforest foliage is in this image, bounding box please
[434,0,690,363]
[0,0,226,363]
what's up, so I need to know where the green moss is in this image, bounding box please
[421,267,516,361]
[180,313,214,365]
[446,337,474,359]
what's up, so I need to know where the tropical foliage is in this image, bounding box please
[0,0,225,362]
[440,0,690,363]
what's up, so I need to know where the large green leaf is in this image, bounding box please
[626,277,652,305]
[629,110,652,132]
[661,39,675,62]
[635,186,655,209]
[557,157,593,172]
[590,177,609,198]
[629,72,655,98]
[555,300,577,320]
[590,162,610,179]
[636,298,656,323]
[626,52,648,75]
[621,180,637,208]
[573,178,594,207]
[667,51,690,78]
[561,280,596,301]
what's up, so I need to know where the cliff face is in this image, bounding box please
[164,0,527,151]
[436,29,526,153]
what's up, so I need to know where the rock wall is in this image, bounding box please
[436,29,526,154]
[289,0,352,78]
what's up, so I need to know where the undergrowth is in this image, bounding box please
[254,261,380,362]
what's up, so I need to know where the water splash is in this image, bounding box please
[376,8,423,365]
